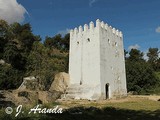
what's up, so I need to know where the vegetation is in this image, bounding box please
[0,20,69,90]
[0,97,160,120]
[0,19,160,120]
[125,49,160,94]
[0,19,160,94]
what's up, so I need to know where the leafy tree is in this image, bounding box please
[26,41,68,89]
[0,64,23,90]
[44,33,69,51]
[0,20,9,58]
[62,33,70,51]
[126,61,158,94]
[0,20,41,89]
[128,49,144,62]
[126,49,159,94]
[3,41,26,70]
[44,36,54,48]
[10,22,38,53]
[147,48,159,71]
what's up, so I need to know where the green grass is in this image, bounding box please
[0,97,160,120]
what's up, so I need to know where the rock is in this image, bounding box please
[14,90,39,105]
[49,72,70,93]
[18,91,29,98]
[38,91,62,104]
[0,72,69,106]
[18,76,45,91]
[0,59,5,65]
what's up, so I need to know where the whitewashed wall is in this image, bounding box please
[69,19,127,100]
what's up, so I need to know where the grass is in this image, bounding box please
[58,96,160,111]
[104,100,160,111]
[0,96,160,120]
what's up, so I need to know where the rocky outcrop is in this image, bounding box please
[38,91,62,104]
[49,72,70,93]
[0,72,70,107]
[18,76,45,91]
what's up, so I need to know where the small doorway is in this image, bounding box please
[105,83,109,99]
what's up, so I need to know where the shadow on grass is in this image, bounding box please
[1,107,160,120]
[45,107,160,120]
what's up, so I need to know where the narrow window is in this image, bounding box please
[108,39,110,44]
[115,42,118,46]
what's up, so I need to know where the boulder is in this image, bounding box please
[49,72,70,93]
[0,72,70,106]
[38,91,62,104]
[18,76,45,91]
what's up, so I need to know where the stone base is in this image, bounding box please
[61,84,101,100]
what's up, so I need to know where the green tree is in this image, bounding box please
[126,61,158,94]
[0,20,41,90]
[62,33,70,51]
[147,48,159,71]
[0,20,9,58]
[44,36,54,48]
[44,33,70,51]
[26,41,68,89]
[3,41,26,70]
[0,64,23,89]
[128,49,144,62]
[10,22,38,53]
[126,49,159,94]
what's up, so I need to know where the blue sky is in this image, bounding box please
[2,0,160,52]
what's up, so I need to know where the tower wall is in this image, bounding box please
[69,21,101,86]
[68,19,127,100]
[99,21,127,99]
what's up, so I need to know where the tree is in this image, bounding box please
[126,61,159,94]
[0,20,42,89]
[62,33,70,51]
[44,36,54,48]
[126,48,159,94]
[128,49,144,62]
[10,22,38,53]
[0,64,23,90]
[26,41,68,90]
[0,20,9,58]
[147,48,159,71]
[44,33,70,51]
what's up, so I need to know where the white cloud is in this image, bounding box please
[89,0,98,7]
[143,50,149,60]
[58,28,70,36]
[128,44,140,50]
[0,0,27,24]
[155,26,160,33]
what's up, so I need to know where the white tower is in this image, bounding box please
[68,19,127,100]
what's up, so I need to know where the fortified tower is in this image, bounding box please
[66,19,127,100]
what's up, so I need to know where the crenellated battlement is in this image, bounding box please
[70,19,123,38]
[68,19,127,100]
